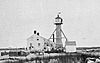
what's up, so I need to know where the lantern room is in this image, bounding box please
[54,14,63,25]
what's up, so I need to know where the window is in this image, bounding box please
[44,43,46,44]
[38,43,40,46]
[51,44,53,47]
[37,39,39,41]
[44,47,46,49]
[47,44,49,46]
[30,43,32,46]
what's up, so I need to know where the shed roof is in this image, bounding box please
[65,41,76,46]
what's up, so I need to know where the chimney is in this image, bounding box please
[34,30,36,34]
[37,33,39,36]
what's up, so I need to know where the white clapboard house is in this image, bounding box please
[27,31,55,51]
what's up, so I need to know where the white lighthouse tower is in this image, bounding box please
[49,12,67,48]
[54,13,63,48]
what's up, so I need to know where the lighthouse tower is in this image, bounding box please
[49,13,68,48]
[54,13,63,48]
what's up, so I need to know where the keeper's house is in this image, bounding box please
[27,30,55,51]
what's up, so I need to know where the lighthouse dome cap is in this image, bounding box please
[55,12,63,21]
[55,15,63,19]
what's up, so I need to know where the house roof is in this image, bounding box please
[27,34,54,43]
[65,41,76,46]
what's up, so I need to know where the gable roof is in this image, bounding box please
[27,34,54,43]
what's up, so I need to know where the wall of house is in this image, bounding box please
[27,34,56,51]
[65,46,76,52]
[27,34,44,51]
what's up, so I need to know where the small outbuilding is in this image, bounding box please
[65,41,76,52]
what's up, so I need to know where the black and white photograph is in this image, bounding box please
[0,0,100,63]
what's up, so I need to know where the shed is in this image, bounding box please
[65,41,76,52]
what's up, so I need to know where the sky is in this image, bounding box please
[0,0,100,48]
